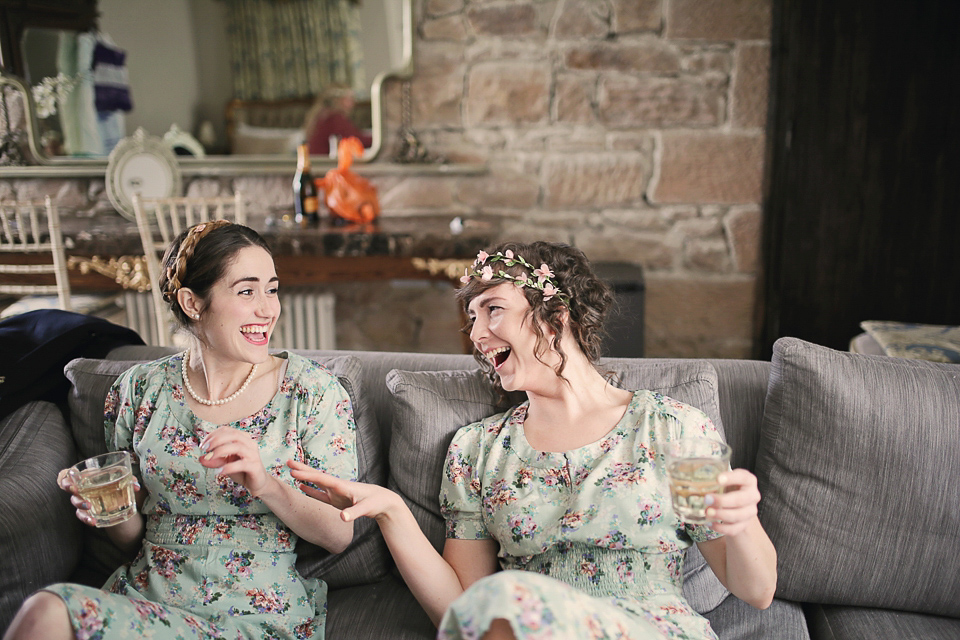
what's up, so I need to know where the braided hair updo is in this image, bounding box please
[455,241,613,390]
[158,221,272,328]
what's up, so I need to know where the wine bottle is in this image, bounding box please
[293,143,319,225]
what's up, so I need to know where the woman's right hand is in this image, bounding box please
[287,459,403,523]
[56,467,142,528]
[56,467,97,526]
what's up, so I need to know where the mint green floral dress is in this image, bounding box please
[438,390,723,640]
[45,352,357,640]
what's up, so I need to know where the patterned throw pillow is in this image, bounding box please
[860,320,960,362]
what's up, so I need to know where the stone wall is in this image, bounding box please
[393,0,771,357]
[0,0,771,358]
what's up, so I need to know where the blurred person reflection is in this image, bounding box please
[305,84,372,156]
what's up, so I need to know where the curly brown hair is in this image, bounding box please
[158,222,272,329]
[455,241,613,392]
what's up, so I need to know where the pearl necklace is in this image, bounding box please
[181,353,258,407]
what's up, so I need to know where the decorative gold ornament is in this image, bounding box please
[411,258,473,281]
[67,255,152,292]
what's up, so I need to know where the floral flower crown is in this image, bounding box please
[460,249,570,304]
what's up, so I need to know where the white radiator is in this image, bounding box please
[122,289,336,350]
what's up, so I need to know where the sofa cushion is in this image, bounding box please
[0,401,82,630]
[63,353,388,589]
[755,337,960,617]
[386,360,729,614]
[805,604,960,640]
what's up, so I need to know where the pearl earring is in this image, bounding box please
[193,314,200,320]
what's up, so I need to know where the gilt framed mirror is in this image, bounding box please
[0,0,412,176]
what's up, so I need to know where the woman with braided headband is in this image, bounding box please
[291,241,776,639]
[6,222,358,640]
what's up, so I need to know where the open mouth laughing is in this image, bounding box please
[485,346,512,369]
[240,324,269,345]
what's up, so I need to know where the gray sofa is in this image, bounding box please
[1,337,958,638]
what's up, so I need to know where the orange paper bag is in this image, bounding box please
[316,137,380,224]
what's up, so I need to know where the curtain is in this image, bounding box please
[224,0,365,101]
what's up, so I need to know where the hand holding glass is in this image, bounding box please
[665,438,731,524]
[65,451,137,527]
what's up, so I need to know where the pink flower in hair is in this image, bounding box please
[505,249,515,259]
[542,283,558,301]
[460,268,472,284]
[533,263,554,283]
[481,265,494,281]
[475,251,489,265]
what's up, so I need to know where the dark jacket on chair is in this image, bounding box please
[0,310,144,420]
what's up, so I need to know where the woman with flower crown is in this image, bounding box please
[4,221,357,640]
[290,241,777,639]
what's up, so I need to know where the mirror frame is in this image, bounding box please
[0,0,412,177]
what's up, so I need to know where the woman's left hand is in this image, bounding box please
[704,468,762,537]
[199,426,272,497]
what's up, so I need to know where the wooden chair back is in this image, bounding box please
[0,197,72,311]
[132,192,246,345]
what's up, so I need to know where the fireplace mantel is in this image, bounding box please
[50,212,492,293]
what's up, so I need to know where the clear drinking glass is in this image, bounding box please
[665,438,731,524]
[66,451,137,527]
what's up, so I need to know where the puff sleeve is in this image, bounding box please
[440,422,490,540]
[103,363,153,479]
[294,358,358,482]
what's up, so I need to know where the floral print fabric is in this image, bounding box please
[439,390,723,640]
[45,352,357,640]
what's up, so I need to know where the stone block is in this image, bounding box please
[466,39,550,63]
[423,15,469,41]
[674,216,723,238]
[599,208,669,232]
[685,238,732,272]
[545,128,608,152]
[644,275,756,358]
[412,71,465,128]
[574,230,675,270]
[465,63,551,126]
[564,41,680,74]
[667,0,772,41]
[500,215,579,245]
[654,132,764,204]
[543,153,649,208]
[425,0,464,17]
[607,131,657,153]
[613,0,661,33]
[415,42,466,77]
[732,42,770,129]
[467,3,539,37]
[555,73,596,125]
[724,205,761,273]
[378,177,456,210]
[680,47,733,74]
[456,171,540,209]
[598,75,725,128]
[553,0,611,39]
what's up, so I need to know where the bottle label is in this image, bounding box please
[304,196,319,213]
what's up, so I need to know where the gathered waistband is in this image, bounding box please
[503,544,682,599]
[145,513,296,553]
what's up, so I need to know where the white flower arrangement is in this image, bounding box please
[31,73,80,119]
